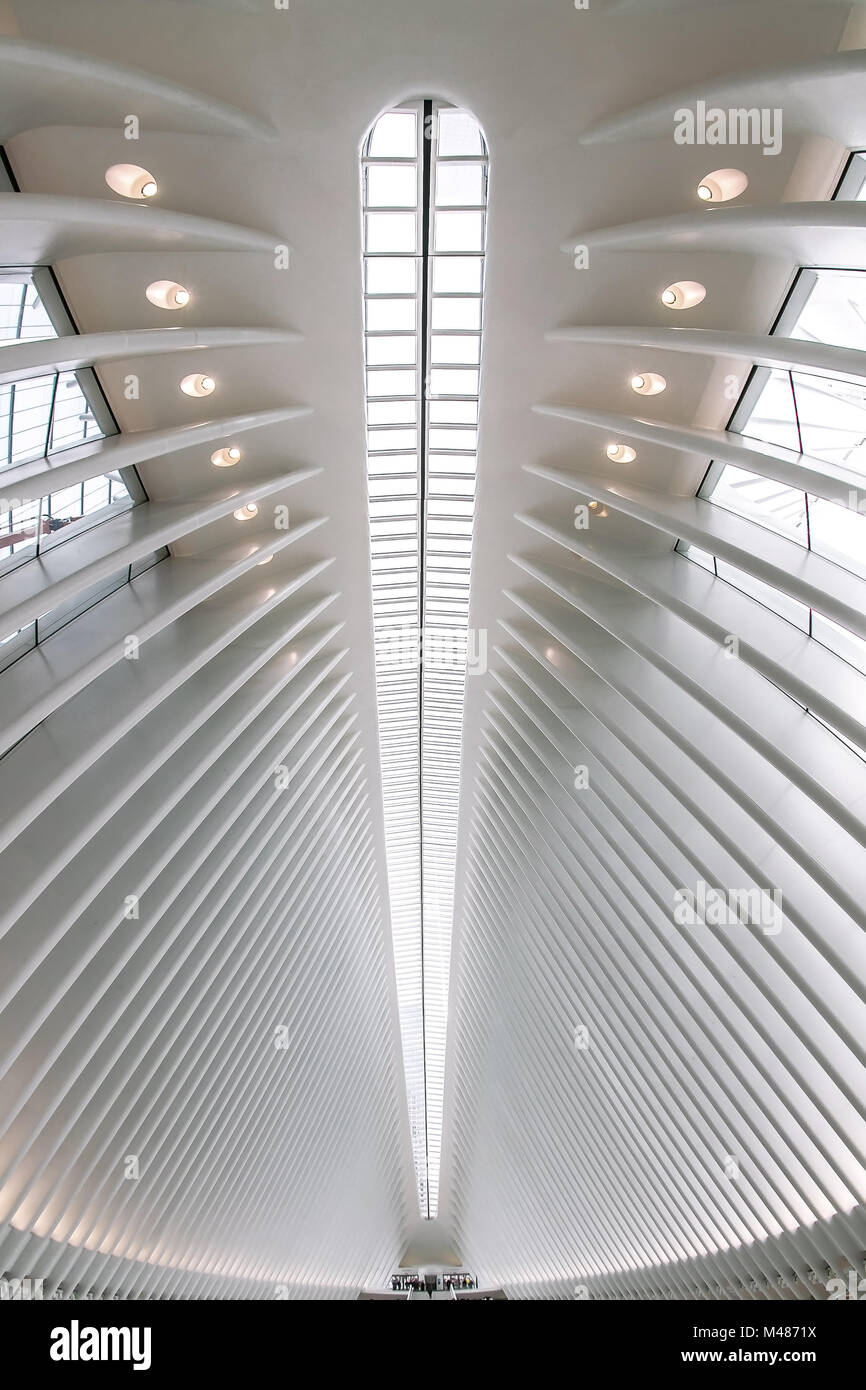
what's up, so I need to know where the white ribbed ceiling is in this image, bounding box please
[0,0,864,1302]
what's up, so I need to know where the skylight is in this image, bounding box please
[362,101,488,1217]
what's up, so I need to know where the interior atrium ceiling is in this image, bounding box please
[0,0,864,1302]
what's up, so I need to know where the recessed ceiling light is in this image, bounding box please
[606,443,636,464]
[660,281,706,311]
[180,373,216,397]
[211,447,241,467]
[257,553,274,564]
[588,500,599,510]
[104,163,159,200]
[630,372,666,396]
[233,503,258,521]
[696,168,748,203]
[145,281,191,311]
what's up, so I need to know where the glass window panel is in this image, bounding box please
[371,516,418,536]
[791,269,866,352]
[429,398,478,424]
[710,463,808,544]
[371,536,418,555]
[429,453,476,473]
[368,428,418,452]
[368,400,416,425]
[368,453,419,474]
[807,495,866,579]
[791,371,866,474]
[432,257,483,293]
[367,369,416,397]
[428,475,475,497]
[366,335,417,366]
[436,109,484,156]
[368,110,417,158]
[739,370,801,452]
[427,497,474,517]
[0,276,54,347]
[366,164,418,208]
[434,211,484,253]
[430,368,479,396]
[369,476,417,498]
[366,258,417,295]
[429,427,478,450]
[435,163,485,206]
[432,297,481,331]
[366,212,417,254]
[431,334,481,365]
[366,298,416,332]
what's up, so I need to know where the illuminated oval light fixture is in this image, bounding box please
[146,280,190,311]
[257,553,274,565]
[233,503,258,521]
[630,372,666,396]
[696,168,748,203]
[105,163,158,199]
[180,373,216,397]
[661,280,706,311]
[211,446,241,467]
[606,443,636,464]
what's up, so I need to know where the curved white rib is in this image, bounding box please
[1,407,312,504]
[0,327,301,384]
[579,50,866,147]
[0,194,281,263]
[532,401,866,509]
[0,38,275,141]
[0,467,319,636]
[516,513,866,750]
[546,325,866,383]
[524,461,866,639]
[561,203,866,268]
[0,521,326,760]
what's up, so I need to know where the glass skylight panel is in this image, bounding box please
[365,258,417,295]
[368,110,418,158]
[366,300,416,332]
[366,164,418,208]
[362,102,487,1219]
[365,212,418,254]
[435,163,486,207]
[432,298,482,330]
[433,258,483,293]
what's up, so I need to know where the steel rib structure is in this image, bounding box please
[0,0,864,1303]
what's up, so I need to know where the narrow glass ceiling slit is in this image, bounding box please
[361,101,488,1217]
